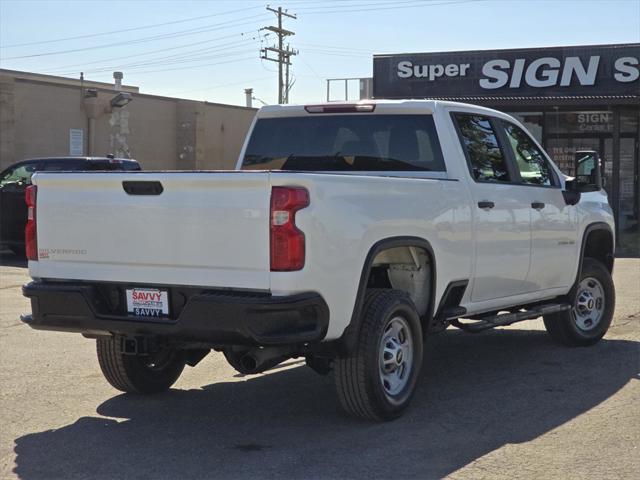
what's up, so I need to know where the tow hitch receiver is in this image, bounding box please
[119,336,150,355]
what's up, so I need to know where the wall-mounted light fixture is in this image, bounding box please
[110,92,133,109]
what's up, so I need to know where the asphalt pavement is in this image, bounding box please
[1,253,638,479]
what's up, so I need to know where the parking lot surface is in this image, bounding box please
[1,254,638,480]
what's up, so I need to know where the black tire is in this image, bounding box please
[543,258,615,347]
[96,337,185,394]
[334,289,423,421]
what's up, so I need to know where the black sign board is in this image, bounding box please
[373,43,640,99]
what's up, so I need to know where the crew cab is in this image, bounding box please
[21,101,615,421]
[0,156,140,255]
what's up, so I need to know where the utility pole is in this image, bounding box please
[261,6,297,104]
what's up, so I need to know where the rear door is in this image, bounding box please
[452,113,532,302]
[31,172,272,290]
[498,119,578,290]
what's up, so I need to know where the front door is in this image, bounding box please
[452,113,532,302]
[499,120,578,290]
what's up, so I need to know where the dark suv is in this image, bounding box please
[0,156,140,255]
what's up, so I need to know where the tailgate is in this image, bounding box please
[30,172,271,290]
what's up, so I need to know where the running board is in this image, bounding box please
[451,303,571,333]
[440,306,467,320]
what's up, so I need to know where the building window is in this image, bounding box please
[620,110,639,133]
[545,138,600,176]
[545,110,613,135]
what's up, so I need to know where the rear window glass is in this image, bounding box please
[42,159,88,171]
[242,114,445,172]
[88,160,141,171]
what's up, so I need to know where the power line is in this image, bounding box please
[0,5,261,49]
[56,51,257,77]
[299,0,482,14]
[301,49,370,58]
[62,46,260,76]
[297,55,324,83]
[43,30,263,74]
[295,0,429,11]
[55,37,263,76]
[125,56,258,76]
[258,30,278,73]
[120,37,259,65]
[166,76,273,96]
[296,42,374,53]
[1,14,270,60]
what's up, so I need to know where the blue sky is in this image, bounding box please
[1,0,639,106]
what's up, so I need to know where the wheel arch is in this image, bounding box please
[577,222,614,283]
[338,236,437,355]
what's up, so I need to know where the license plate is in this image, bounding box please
[126,288,169,318]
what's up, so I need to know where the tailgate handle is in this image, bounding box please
[122,181,163,196]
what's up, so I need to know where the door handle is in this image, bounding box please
[477,201,495,210]
[122,181,163,195]
[531,202,545,210]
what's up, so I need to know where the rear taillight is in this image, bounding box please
[270,186,309,271]
[25,185,37,261]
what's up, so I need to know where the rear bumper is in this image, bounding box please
[22,281,329,346]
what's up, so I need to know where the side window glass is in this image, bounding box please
[0,164,37,186]
[502,121,556,186]
[454,114,510,182]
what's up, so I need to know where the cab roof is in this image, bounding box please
[23,156,138,163]
[255,99,506,119]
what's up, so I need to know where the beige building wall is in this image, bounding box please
[0,69,257,172]
[0,76,16,166]
[11,81,87,163]
[198,102,258,169]
[90,94,179,170]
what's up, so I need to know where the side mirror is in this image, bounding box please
[563,179,581,206]
[574,151,602,192]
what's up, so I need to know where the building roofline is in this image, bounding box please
[1,68,258,111]
[372,42,640,58]
[380,95,640,108]
[0,68,139,92]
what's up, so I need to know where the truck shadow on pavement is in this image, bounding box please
[13,329,639,479]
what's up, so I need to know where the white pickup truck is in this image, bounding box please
[21,100,615,421]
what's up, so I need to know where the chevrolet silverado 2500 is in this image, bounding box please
[21,100,615,421]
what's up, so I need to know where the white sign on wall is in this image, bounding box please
[69,128,84,156]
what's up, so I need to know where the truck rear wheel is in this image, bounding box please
[335,289,423,421]
[96,337,185,394]
[543,258,615,347]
